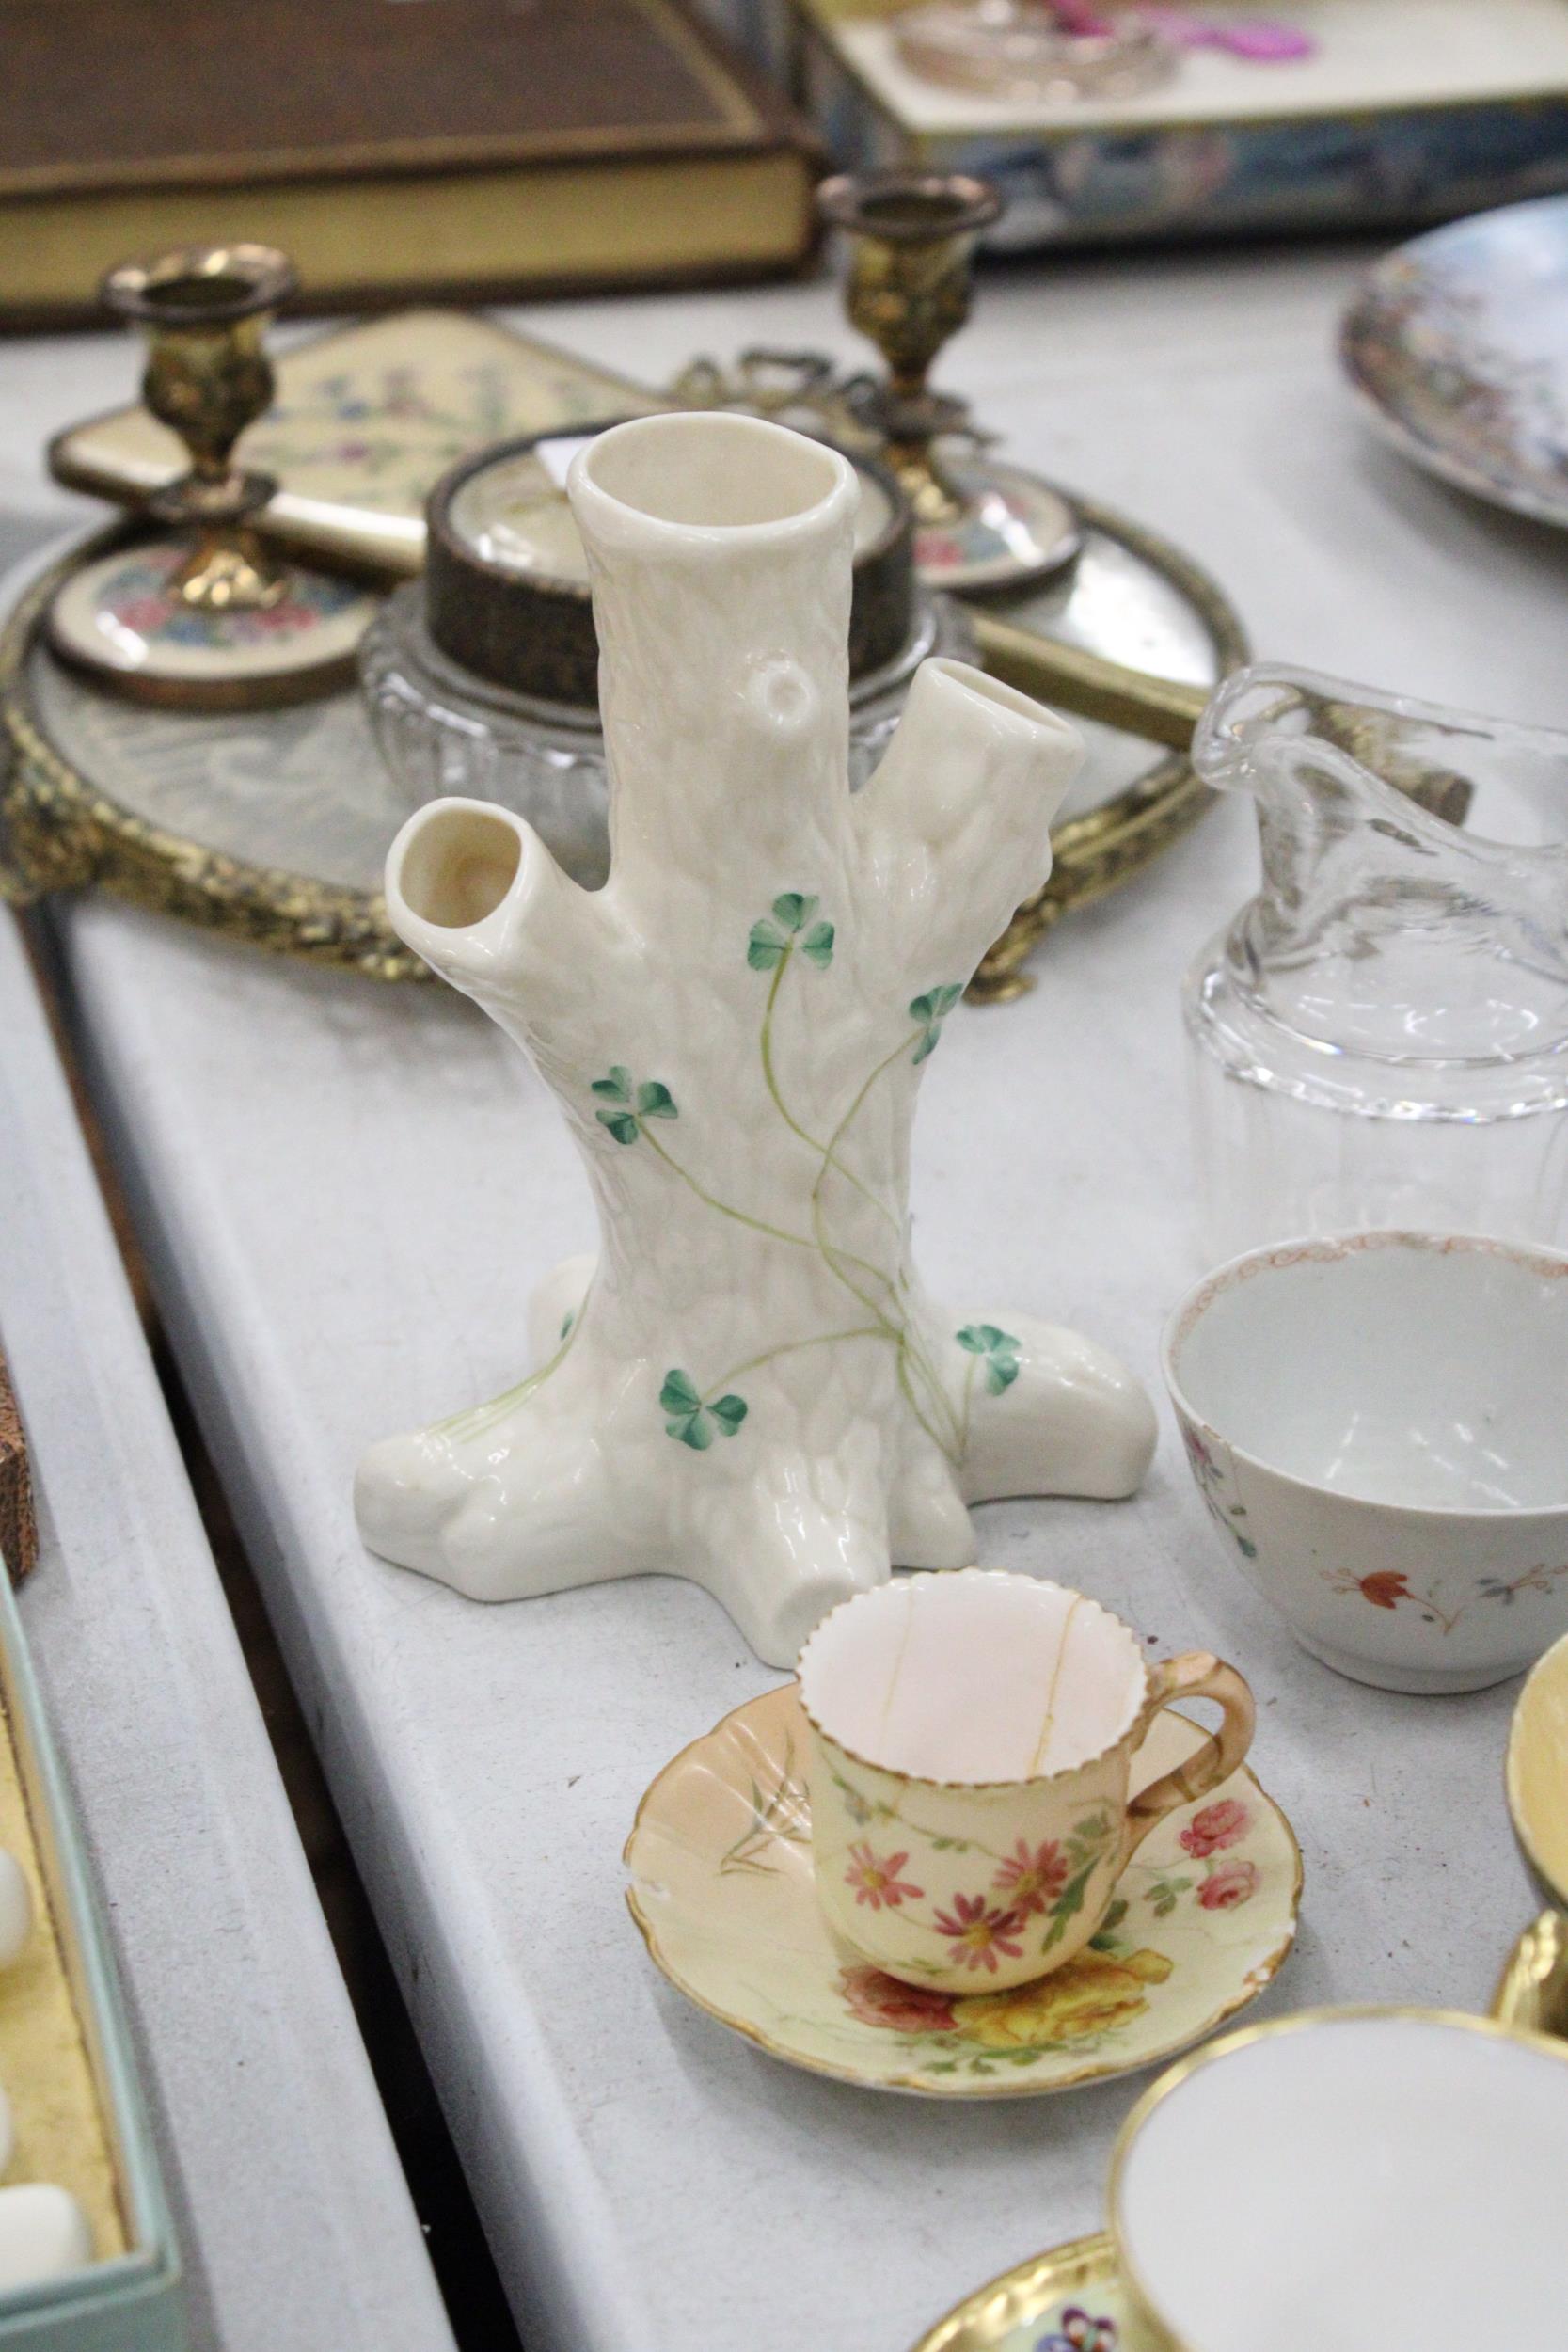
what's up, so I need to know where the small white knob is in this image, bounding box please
[0,2185,91,2288]
[745,656,818,737]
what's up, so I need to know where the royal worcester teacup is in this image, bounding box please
[795,1569,1255,1994]
[1164,1231,1568,1693]
[1109,2008,1568,2350]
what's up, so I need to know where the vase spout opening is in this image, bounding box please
[571,411,855,540]
[391,801,523,931]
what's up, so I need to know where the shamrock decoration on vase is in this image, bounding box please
[356,412,1154,1664]
[748,892,836,974]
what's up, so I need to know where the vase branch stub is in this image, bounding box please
[356,412,1155,1664]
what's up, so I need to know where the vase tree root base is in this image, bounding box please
[356,1254,1156,1666]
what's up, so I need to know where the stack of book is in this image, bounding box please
[0,0,820,327]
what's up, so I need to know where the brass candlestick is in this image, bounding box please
[817,169,1081,592]
[101,243,298,612]
[818,169,996,525]
[47,241,379,710]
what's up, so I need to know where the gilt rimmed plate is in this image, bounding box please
[625,1686,1301,2097]
[908,2232,1126,2352]
[1341,195,1568,528]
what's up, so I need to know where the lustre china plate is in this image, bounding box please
[910,2232,1131,2352]
[1341,195,1568,529]
[624,1686,1301,2097]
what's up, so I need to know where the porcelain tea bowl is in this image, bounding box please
[795,1568,1254,1994]
[1163,1231,1568,1694]
[1109,2008,1568,2350]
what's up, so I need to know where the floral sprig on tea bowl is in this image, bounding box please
[1326,1560,1568,1637]
[659,1370,749,1452]
[591,1066,678,1145]
[748,892,835,972]
[958,1324,1022,1394]
[1179,1422,1257,1559]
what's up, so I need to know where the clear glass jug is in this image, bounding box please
[1185,664,1568,1259]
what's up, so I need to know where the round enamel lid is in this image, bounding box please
[425,423,915,707]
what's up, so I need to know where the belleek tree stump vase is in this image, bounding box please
[356,413,1154,1664]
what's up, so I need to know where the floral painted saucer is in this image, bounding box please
[910,2232,1129,2352]
[625,1686,1300,2097]
[1341,194,1568,529]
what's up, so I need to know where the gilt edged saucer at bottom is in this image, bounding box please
[625,1685,1301,2098]
[910,2233,1128,2352]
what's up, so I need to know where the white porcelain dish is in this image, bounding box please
[1163,1231,1568,1692]
[1110,2009,1568,2351]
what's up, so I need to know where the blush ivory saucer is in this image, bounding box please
[909,2232,1125,2352]
[624,1685,1301,2097]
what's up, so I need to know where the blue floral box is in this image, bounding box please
[763,0,1568,246]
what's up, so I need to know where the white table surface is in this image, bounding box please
[0,912,456,2352]
[7,245,1558,2352]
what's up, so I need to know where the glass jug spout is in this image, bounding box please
[1185,663,1568,1256]
[1198,657,1568,877]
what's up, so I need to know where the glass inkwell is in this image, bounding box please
[359,425,974,887]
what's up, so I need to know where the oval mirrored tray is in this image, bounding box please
[0,499,1243,992]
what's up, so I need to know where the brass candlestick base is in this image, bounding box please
[47,242,380,710]
[817,169,1082,593]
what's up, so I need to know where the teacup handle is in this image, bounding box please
[1121,1650,1256,1864]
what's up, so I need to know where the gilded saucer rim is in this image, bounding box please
[905,2229,1118,2352]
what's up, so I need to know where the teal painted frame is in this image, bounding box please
[0,1565,185,2352]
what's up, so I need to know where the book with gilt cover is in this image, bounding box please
[0,0,820,327]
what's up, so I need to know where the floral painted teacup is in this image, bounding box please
[795,1569,1255,1994]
